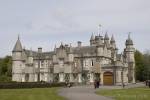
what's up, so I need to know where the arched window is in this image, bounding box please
[91,60,94,66]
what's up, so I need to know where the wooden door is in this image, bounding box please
[103,72,113,85]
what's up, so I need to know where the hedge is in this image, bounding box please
[0,82,68,89]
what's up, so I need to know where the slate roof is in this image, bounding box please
[126,34,133,45]
[13,37,22,52]
[72,46,96,54]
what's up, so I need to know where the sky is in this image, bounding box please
[0,0,150,57]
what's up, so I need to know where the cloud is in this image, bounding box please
[0,0,150,57]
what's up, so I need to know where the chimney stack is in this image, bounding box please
[38,47,42,53]
[77,41,82,47]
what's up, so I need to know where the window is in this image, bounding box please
[59,60,64,68]
[91,60,94,66]
[84,59,88,68]
[74,62,77,67]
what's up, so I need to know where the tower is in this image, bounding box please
[104,32,109,45]
[90,33,95,46]
[110,35,117,61]
[28,49,33,64]
[12,35,23,82]
[124,34,135,83]
[110,35,116,49]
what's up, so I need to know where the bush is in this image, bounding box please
[0,82,67,89]
[0,75,11,82]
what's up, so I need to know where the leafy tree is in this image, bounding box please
[0,56,12,82]
[143,51,150,80]
[135,50,150,81]
[135,50,145,81]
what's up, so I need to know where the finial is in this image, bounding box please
[111,34,115,42]
[70,43,72,47]
[105,30,109,39]
[128,32,131,39]
[18,34,20,40]
[29,47,33,56]
[61,42,63,45]
[98,24,102,35]
[90,32,95,40]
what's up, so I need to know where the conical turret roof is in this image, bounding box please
[13,35,22,52]
[110,35,115,43]
[90,33,95,40]
[104,32,109,40]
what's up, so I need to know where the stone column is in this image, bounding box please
[70,73,74,82]
[21,74,25,82]
[59,73,64,82]
[100,72,103,85]
[44,73,48,82]
[90,73,94,83]
[29,74,34,82]
[78,73,82,83]
[34,74,38,82]
[49,73,53,83]
[132,68,135,83]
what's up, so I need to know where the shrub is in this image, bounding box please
[0,82,67,89]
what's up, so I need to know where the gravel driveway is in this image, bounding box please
[59,85,113,100]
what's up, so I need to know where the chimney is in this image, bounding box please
[77,41,82,47]
[38,47,42,53]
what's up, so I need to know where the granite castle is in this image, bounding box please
[12,32,135,85]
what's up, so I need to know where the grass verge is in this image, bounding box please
[0,88,65,100]
[96,87,150,100]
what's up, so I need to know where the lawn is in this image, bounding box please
[96,87,150,100]
[0,88,65,100]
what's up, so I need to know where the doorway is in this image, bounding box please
[103,72,113,85]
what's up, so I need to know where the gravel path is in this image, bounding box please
[58,83,145,100]
[59,85,113,100]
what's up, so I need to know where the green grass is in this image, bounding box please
[0,88,65,100]
[96,87,150,100]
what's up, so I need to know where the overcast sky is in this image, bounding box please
[0,0,150,57]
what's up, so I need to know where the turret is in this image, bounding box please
[104,32,109,46]
[68,44,74,62]
[124,34,135,62]
[53,45,57,63]
[96,35,104,56]
[110,35,116,49]
[28,49,33,64]
[124,34,135,83]
[12,36,23,60]
[12,35,23,82]
[90,33,95,46]
[110,35,118,61]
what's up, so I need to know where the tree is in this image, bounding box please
[143,50,150,80]
[135,50,145,81]
[135,50,150,81]
[0,56,12,82]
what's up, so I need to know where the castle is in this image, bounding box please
[12,32,135,85]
